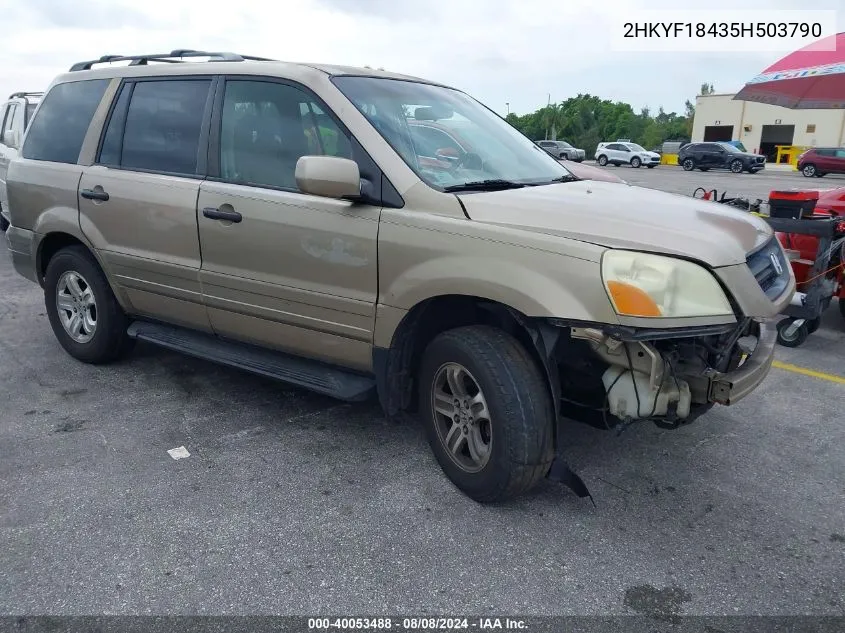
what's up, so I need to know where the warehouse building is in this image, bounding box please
[691,93,845,162]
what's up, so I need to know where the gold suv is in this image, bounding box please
[5,50,794,502]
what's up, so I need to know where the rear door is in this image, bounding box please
[195,77,381,372]
[815,149,835,172]
[78,77,215,331]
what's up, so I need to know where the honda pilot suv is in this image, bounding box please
[5,50,794,502]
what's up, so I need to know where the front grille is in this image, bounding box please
[746,237,790,300]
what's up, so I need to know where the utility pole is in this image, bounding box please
[505,102,509,115]
[545,93,551,140]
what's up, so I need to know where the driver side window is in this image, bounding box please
[409,124,462,157]
[219,80,354,191]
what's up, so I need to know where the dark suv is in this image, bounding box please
[797,147,845,178]
[679,142,766,174]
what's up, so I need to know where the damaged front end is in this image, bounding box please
[553,318,776,431]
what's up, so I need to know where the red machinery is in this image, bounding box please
[693,187,845,347]
[767,189,845,346]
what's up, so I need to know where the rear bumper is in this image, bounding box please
[708,322,776,406]
[5,225,38,284]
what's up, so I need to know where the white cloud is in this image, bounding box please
[1,0,842,116]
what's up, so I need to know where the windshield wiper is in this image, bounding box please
[443,179,526,192]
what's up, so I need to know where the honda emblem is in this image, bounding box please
[770,253,784,276]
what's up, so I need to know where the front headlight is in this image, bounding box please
[601,251,734,318]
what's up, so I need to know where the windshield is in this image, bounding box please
[719,142,742,153]
[628,143,647,153]
[558,141,573,148]
[332,76,573,190]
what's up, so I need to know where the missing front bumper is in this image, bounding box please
[708,322,776,406]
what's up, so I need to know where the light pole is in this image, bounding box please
[505,102,509,115]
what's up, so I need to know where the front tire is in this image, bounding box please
[630,157,641,168]
[682,158,695,171]
[418,325,554,503]
[44,245,134,364]
[597,155,608,166]
[730,159,743,173]
[802,164,816,177]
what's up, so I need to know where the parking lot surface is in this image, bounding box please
[1,167,844,618]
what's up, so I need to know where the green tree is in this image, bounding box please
[505,92,695,156]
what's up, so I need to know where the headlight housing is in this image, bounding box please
[601,251,734,318]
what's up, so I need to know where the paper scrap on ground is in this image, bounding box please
[167,446,190,460]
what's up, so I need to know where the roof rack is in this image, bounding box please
[8,91,44,100]
[69,49,277,72]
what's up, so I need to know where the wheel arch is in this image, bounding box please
[35,232,128,311]
[373,294,562,425]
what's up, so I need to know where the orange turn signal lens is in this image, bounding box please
[606,280,662,317]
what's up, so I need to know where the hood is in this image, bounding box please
[457,180,774,267]
[561,160,627,184]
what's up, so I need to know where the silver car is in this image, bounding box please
[535,139,585,162]
[0,91,43,231]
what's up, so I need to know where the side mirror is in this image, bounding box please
[295,156,361,200]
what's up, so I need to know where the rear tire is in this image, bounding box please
[418,325,555,503]
[44,245,134,364]
[682,158,695,171]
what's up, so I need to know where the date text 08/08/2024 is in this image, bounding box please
[308,618,528,630]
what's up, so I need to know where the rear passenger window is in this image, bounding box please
[22,79,109,163]
[118,80,211,175]
[98,84,132,166]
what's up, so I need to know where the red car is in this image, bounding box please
[797,147,845,178]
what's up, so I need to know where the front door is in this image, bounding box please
[78,77,214,331]
[196,78,380,372]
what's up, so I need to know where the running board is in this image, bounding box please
[127,321,376,402]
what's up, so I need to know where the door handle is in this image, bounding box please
[80,188,109,202]
[203,206,242,223]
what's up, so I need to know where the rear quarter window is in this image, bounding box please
[22,79,109,164]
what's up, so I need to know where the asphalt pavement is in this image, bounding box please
[1,167,844,618]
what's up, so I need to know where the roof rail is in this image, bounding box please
[69,49,276,72]
[8,91,44,100]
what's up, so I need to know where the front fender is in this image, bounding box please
[381,253,616,322]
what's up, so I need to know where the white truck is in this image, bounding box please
[0,92,43,231]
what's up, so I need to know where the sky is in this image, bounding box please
[0,0,842,117]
